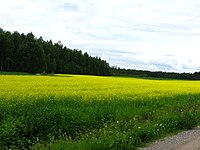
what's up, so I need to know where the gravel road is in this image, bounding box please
[140,126,200,150]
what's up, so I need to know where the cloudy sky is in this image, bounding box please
[1,0,200,73]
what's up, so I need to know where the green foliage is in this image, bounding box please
[1,75,200,149]
[0,28,110,75]
[111,67,200,80]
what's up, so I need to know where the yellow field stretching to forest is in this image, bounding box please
[1,74,200,100]
[1,74,200,149]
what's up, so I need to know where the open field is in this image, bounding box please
[1,74,200,149]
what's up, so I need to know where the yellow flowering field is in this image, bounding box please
[1,74,200,149]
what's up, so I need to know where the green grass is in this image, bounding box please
[0,71,32,75]
[1,74,200,149]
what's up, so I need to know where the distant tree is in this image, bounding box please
[0,28,5,71]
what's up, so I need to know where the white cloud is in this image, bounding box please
[1,0,200,72]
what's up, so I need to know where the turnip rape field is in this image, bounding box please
[1,74,200,149]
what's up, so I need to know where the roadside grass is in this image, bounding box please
[1,74,200,149]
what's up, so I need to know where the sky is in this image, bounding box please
[1,0,200,73]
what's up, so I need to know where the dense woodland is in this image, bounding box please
[1,27,200,79]
[0,28,110,75]
[111,67,200,80]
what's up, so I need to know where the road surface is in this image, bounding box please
[140,126,200,150]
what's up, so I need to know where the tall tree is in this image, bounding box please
[0,28,5,71]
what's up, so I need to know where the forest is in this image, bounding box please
[0,28,110,75]
[111,67,200,80]
[1,27,200,80]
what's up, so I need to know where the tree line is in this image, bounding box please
[1,27,200,79]
[0,28,110,75]
[111,67,200,80]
